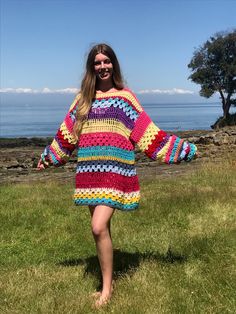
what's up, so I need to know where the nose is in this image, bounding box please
[101,61,105,69]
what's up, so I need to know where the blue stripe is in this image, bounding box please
[49,151,60,165]
[186,143,197,162]
[169,138,181,164]
[74,197,139,211]
[76,159,136,176]
[77,146,135,161]
[76,164,136,176]
[77,159,135,169]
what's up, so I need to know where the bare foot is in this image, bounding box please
[91,291,101,299]
[94,293,111,309]
[91,280,115,299]
[92,280,115,308]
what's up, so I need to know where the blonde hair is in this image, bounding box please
[74,43,124,138]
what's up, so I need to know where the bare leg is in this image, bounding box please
[89,205,115,306]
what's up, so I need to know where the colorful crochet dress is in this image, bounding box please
[41,88,197,211]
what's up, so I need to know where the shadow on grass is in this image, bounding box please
[58,248,187,284]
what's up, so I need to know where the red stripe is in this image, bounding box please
[78,132,134,150]
[75,172,140,192]
[145,130,167,158]
[56,129,76,151]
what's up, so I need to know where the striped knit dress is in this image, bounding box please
[41,88,197,211]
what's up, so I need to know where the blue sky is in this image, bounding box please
[1,0,236,102]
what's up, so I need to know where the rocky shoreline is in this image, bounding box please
[1,127,235,185]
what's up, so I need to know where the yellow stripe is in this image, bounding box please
[120,90,143,112]
[116,91,143,112]
[75,187,140,196]
[81,119,131,138]
[155,138,171,162]
[74,192,140,204]
[69,93,81,111]
[60,122,77,144]
[137,122,160,151]
[51,139,69,159]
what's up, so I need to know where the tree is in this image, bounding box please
[188,30,236,123]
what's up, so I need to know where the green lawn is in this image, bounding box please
[0,160,235,313]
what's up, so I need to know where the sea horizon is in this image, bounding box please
[1,94,233,138]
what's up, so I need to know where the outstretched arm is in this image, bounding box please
[37,94,80,169]
[129,95,197,164]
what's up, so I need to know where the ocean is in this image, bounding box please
[0,94,228,138]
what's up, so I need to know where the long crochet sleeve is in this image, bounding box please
[41,94,80,166]
[129,92,197,164]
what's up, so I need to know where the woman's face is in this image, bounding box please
[94,53,113,83]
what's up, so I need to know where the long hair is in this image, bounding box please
[74,43,124,138]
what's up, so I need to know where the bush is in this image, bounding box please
[211,112,236,129]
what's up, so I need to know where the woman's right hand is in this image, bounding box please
[37,157,46,170]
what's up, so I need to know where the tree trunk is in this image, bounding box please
[223,94,232,119]
[223,100,231,119]
[219,90,231,119]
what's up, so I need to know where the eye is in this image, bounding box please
[104,59,111,64]
[94,61,101,66]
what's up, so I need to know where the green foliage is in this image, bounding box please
[188,29,236,120]
[231,98,236,106]
[0,161,236,313]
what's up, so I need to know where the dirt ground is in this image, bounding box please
[0,129,235,185]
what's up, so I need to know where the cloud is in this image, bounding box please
[0,87,194,95]
[0,87,79,94]
[0,88,39,93]
[137,88,194,95]
[41,88,79,94]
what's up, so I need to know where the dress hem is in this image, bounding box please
[74,200,139,211]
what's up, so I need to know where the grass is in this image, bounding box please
[0,160,236,313]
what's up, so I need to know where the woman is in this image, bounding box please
[37,43,197,307]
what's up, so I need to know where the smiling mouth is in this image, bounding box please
[99,69,110,78]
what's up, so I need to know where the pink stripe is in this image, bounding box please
[130,111,151,143]
[79,132,134,150]
[164,136,177,163]
[49,145,62,163]
[63,101,78,132]
[64,113,74,133]
[76,172,140,192]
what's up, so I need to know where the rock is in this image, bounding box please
[0,127,236,185]
[185,136,199,143]
[0,137,53,148]
[188,126,236,146]
[196,135,214,145]
[1,158,19,169]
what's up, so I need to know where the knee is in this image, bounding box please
[91,222,107,238]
